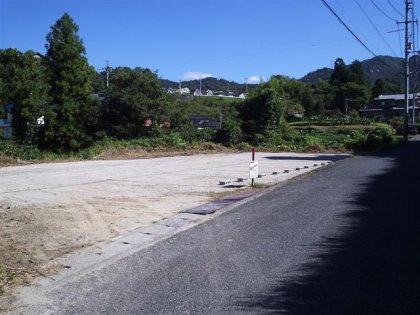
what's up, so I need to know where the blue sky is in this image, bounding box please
[0,0,416,83]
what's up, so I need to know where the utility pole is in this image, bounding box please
[199,76,202,95]
[403,0,413,140]
[344,98,357,117]
[105,60,111,88]
[412,10,418,129]
[345,98,349,117]
[245,77,248,94]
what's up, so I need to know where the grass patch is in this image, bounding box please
[250,182,269,189]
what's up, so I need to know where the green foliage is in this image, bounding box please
[301,55,404,90]
[371,78,401,98]
[175,123,217,143]
[300,67,333,85]
[270,75,317,117]
[239,78,288,144]
[289,115,373,126]
[289,124,395,152]
[42,13,96,152]
[0,139,58,160]
[330,59,371,113]
[348,126,394,151]
[172,95,241,120]
[105,67,168,139]
[215,116,243,146]
[390,116,404,135]
[0,49,48,144]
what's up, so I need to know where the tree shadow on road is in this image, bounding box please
[237,139,420,314]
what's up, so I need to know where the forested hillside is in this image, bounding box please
[300,55,406,88]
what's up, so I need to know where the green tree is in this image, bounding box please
[42,13,97,151]
[0,49,48,144]
[312,79,333,113]
[329,58,370,114]
[239,78,287,144]
[349,60,369,86]
[106,67,168,139]
[371,78,401,98]
[330,58,352,87]
[271,75,316,117]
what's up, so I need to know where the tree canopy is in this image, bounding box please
[42,13,97,152]
[0,49,48,144]
[329,58,371,114]
[105,67,169,139]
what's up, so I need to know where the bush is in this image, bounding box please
[347,126,393,151]
[390,117,404,135]
[0,140,47,160]
[176,124,216,143]
[214,118,243,146]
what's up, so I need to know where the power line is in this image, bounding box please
[370,0,398,22]
[321,0,378,57]
[387,0,405,18]
[355,0,398,57]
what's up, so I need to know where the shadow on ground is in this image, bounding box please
[239,139,420,314]
[263,155,349,162]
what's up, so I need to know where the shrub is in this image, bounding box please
[390,117,404,135]
[214,118,243,147]
[348,126,393,151]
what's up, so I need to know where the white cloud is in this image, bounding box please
[247,76,266,84]
[182,71,213,81]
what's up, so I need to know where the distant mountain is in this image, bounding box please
[161,55,415,94]
[362,55,404,85]
[160,77,255,96]
[300,55,406,86]
[300,67,333,84]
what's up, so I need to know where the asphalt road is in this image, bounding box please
[12,138,420,314]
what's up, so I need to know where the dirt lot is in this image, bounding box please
[0,151,349,302]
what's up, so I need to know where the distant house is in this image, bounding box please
[206,90,213,96]
[190,115,220,129]
[177,87,191,95]
[166,87,190,95]
[360,93,420,119]
[193,89,202,96]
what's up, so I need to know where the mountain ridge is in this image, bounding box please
[300,55,406,86]
[161,55,413,92]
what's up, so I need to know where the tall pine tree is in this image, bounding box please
[43,13,96,151]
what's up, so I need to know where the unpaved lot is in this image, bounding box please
[0,152,349,298]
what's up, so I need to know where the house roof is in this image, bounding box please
[375,93,420,101]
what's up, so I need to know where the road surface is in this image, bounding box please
[8,138,420,314]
